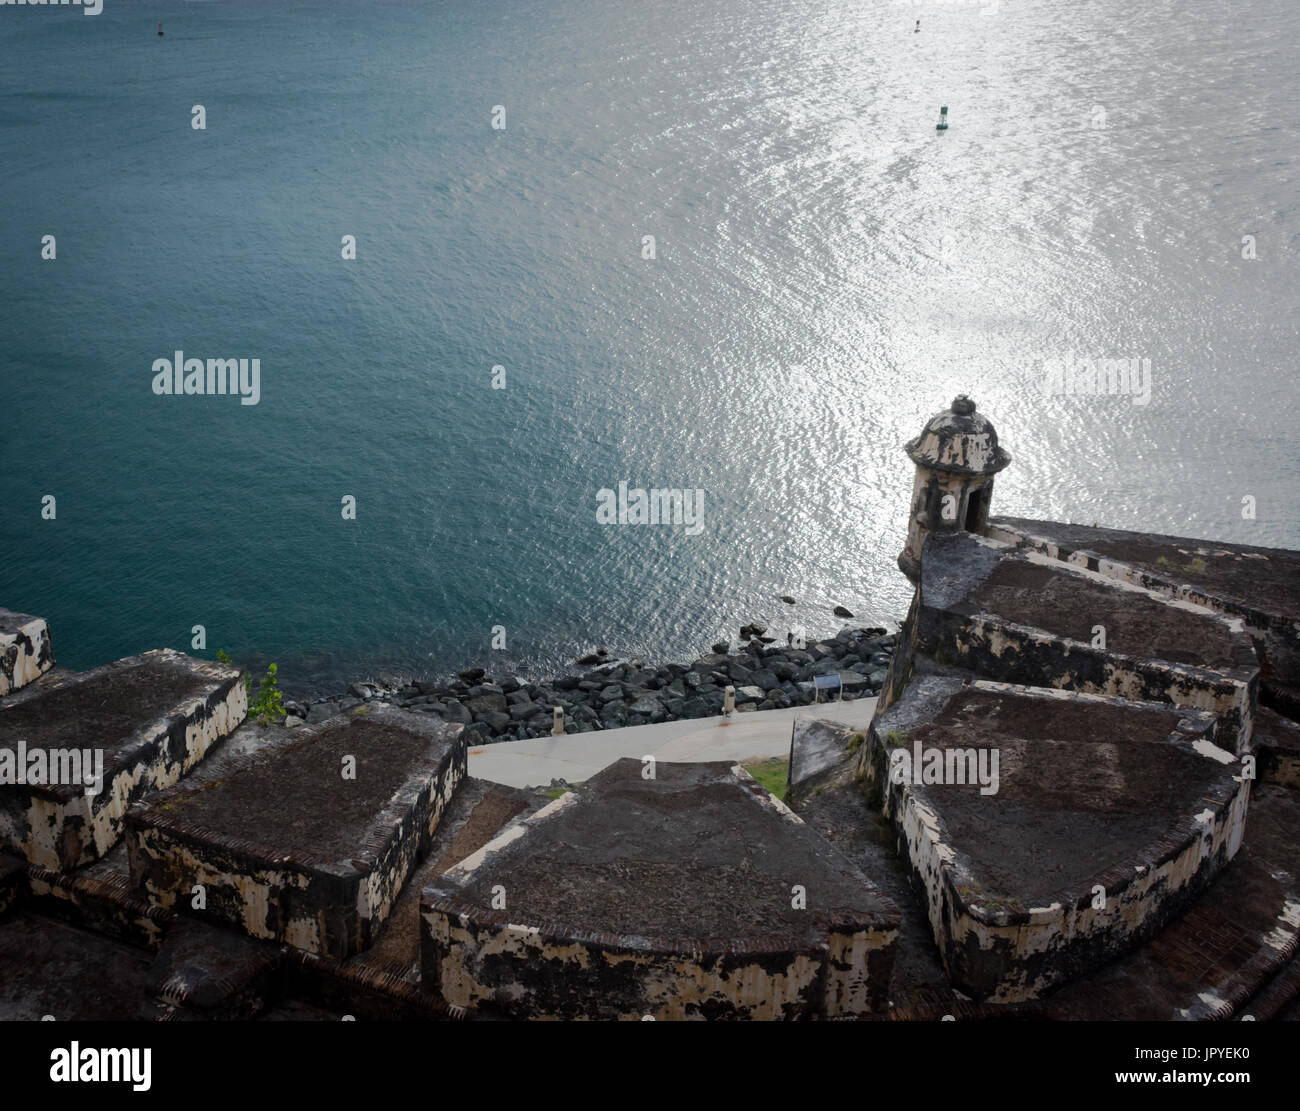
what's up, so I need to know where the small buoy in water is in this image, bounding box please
[915,20,921,32]
[157,23,164,36]
[936,105,949,131]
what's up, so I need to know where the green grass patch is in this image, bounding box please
[742,758,789,799]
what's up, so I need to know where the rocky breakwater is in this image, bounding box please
[288,625,896,744]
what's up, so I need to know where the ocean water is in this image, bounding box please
[2,0,1297,693]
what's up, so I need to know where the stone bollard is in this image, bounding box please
[551,706,565,736]
[723,685,735,717]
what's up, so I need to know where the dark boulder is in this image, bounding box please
[508,701,541,722]
[442,701,472,725]
[467,692,508,715]
[770,660,798,681]
[681,696,711,719]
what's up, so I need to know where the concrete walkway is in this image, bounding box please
[468,698,879,788]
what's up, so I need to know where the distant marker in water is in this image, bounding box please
[936,106,949,131]
[915,20,921,33]
[157,23,164,37]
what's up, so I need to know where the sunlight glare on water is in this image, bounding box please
[1,0,1296,690]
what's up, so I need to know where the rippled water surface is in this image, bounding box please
[3,0,1297,690]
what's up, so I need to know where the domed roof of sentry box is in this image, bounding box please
[905,396,1011,476]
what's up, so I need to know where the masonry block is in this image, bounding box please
[0,610,54,696]
[128,704,465,960]
[862,676,1251,1002]
[0,650,245,870]
[422,759,899,1019]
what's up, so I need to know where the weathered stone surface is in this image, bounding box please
[0,853,25,918]
[628,695,663,717]
[0,910,162,1020]
[509,701,542,722]
[681,696,710,718]
[1035,782,1300,1020]
[442,701,472,725]
[480,711,511,734]
[787,719,859,804]
[148,917,281,1019]
[599,701,629,725]
[305,701,339,724]
[861,676,1251,1003]
[466,692,507,715]
[345,775,539,981]
[770,660,798,681]
[1256,705,1300,789]
[421,759,899,1019]
[0,610,54,697]
[0,649,245,871]
[988,515,1300,686]
[915,531,1259,752]
[127,704,465,960]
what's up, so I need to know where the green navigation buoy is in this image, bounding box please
[936,106,949,131]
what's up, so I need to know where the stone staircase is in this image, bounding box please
[1,514,1298,1020]
[2,608,914,1019]
[861,676,1250,1003]
[796,517,1299,1019]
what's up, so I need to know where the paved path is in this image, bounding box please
[468,698,879,788]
